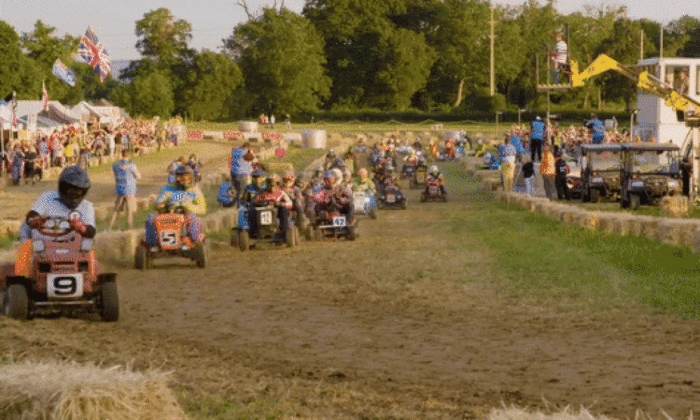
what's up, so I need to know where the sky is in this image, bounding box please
[0,0,697,61]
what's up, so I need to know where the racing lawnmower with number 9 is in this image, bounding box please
[0,166,119,321]
[135,165,209,269]
[310,169,357,240]
[233,173,299,251]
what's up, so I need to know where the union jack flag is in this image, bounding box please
[76,26,111,83]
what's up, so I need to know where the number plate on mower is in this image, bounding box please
[259,211,273,225]
[386,194,396,203]
[332,216,347,227]
[160,229,179,246]
[47,273,84,299]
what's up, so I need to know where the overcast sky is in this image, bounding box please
[0,0,696,61]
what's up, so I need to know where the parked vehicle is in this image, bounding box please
[580,144,623,203]
[620,143,683,209]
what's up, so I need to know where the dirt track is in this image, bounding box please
[2,160,700,419]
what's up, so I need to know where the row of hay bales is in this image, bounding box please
[466,158,700,253]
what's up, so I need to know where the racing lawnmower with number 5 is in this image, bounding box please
[0,166,118,321]
[135,165,209,269]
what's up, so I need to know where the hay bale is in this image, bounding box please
[493,191,506,202]
[204,215,221,234]
[660,195,689,218]
[220,211,237,229]
[679,221,700,248]
[657,219,685,247]
[597,212,617,233]
[483,179,500,191]
[580,212,600,230]
[612,215,633,236]
[0,360,187,420]
[534,201,548,215]
[639,216,661,241]
[487,405,616,420]
[561,208,583,225]
[693,229,700,254]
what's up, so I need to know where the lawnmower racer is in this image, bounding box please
[240,168,266,205]
[315,169,354,226]
[144,165,206,251]
[16,166,95,275]
[426,165,447,195]
[352,168,376,194]
[254,173,294,234]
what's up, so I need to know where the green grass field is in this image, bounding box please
[440,161,700,319]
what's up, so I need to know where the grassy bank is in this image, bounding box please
[440,161,700,319]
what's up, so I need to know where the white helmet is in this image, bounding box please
[428,165,438,175]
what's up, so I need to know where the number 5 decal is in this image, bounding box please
[161,230,178,246]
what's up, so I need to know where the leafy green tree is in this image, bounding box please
[224,7,331,116]
[177,51,243,121]
[304,0,434,110]
[125,61,174,117]
[135,8,192,62]
[596,18,642,109]
[0,21,23,100]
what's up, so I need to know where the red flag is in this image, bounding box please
[275,148,286,158]
[42,81,49,112]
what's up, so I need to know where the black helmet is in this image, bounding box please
[58,166,91,209]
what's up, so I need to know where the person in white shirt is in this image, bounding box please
[552,33,568,84]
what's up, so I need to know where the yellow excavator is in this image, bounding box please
[570,54,700,116]
[565,54,700,198]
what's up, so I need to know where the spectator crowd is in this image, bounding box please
[0,118,181,186]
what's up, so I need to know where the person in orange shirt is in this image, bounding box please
[539,143,556,200]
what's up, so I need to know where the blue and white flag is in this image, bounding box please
[52,59,76,87]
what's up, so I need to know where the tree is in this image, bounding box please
[124,60,174,117]
[177,51,243,121]
[224,7,331,116]
[0,21,23,99]
[135,8,192,62]
[596,18,642,110]
[304,0,434,110]
[20,20,81,104]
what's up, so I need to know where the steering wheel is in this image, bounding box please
[35,216,75,238]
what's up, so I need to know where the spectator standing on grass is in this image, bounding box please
[522,157,535,196]
[270,114,275,129]
[285,114,291,130]
[554,148,570,200]
[530,116,545,162]
[498,136,517,192]
[230,142,254,205]
[540,143,556,200]
[108,149,141,230]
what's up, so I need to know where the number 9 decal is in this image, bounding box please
[47,273,84,298]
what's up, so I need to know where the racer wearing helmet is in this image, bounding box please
[167,155,185,184]
[255,173,294,233]
[16,166,96,276]
[444,138,456,160]
[314,169,354,225]
[352,168,376,194]
[144,165,207,250]
[240,168,266,204]
[426,165,447,195]
[282,170,305,218]
[340,167,353,185]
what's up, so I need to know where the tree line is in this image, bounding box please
[2,0,700,121]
